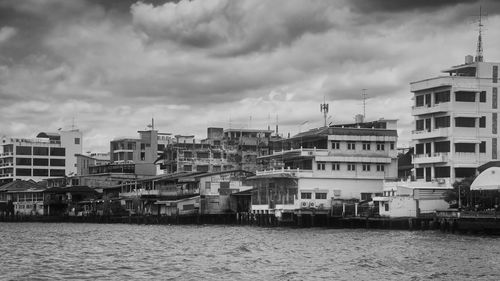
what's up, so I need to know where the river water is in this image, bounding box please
[0,223,499,281]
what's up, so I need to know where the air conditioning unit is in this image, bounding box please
[318,203,325,209]
[309,201,316,208]
[301,201,308,208]
[437,178,445,184]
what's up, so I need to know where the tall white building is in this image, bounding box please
[0,129,82,184]
[411,55,499,184]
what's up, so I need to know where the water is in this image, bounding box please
[0,223,499,281]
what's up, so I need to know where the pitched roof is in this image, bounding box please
[0,180,46,192]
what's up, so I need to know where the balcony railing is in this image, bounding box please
[413,153,448,164]
[412,128,449,139]
[412,102,450,116]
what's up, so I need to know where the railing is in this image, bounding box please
[255,167,313,176]
[0,152,14,157]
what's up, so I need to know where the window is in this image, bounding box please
[74,138,80,145]
[184,151,193,158]
[50,159,65,166]
[416,168,424,179]
[347,164,356,171]
[416,120,424,131]
[140,152,145,161]
[480,116,486,128]
[16,146,32,155]
[301,192,312,199]
[362,164,371,171]
[33,169,48,177]
[50,147,65,156]
[16,168,31,176]
[183,165,192,172]
[434,141,450,153]
[197,152,209,159]
[50,169,65,177]
[317,163,326,170]
[362,142,371,150]
[197,165,209,172]
[390,142,395,150]
[435,116,450,128]
[376,142,385,151]
[435,90,450,104]
[213,152,221,159]
[361,193,372,201]
[376,164,385,172]
[347,142,356,150]
[33,147,48,156]
[416,95,424,107]
[455,143,475,153]
[315,193,327,199]
[205,182,211,190]
[455,117,476,127]
[415,143,424,154]
[480,91,486,103]
[493,113,498,134]
[16,158,31,166]
[331,141,340,149]
[385,203,389,211]
[140,143,146,150]
[332,162,340,171]
[33,158,49,166]
[455,91,476,102]
[480,141,486,153]
[494,87,498,109]
[494,65,498,83]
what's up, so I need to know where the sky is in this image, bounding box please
[1,0,500,153]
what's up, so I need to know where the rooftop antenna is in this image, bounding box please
[362,89,368,120]
[474,6,486,62]
[320,96,329,127]
[275,114,279,136]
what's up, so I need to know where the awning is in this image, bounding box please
[471,167,500,190]
[454,138,481,144]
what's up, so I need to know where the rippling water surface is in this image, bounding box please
[1,223,499,280]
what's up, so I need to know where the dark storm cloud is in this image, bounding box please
[131,0,336,56]
[349,0,477,13]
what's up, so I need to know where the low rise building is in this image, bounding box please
[374,181,451,218]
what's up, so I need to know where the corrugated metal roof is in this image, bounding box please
[0,180,45,192]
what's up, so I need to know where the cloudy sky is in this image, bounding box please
[1,0,500,152]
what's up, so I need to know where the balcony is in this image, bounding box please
[412,102,450,116]
[413,153,448,164]
[412,128,449,140]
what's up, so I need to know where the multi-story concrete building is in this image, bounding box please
[411,55,500,184]
[110,129,159,176]
[0,129,82,184]
[248,122,398,221]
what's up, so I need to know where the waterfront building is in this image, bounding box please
[0,129,82,184]
[374,181,450,218]
[248,120,398,220]
[0,180,46,215]
[158,127,274,175]
[118,170,253,216]
[410,55,500,185]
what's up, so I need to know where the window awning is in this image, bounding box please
[454,139,481,144]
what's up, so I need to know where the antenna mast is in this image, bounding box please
[475,6,485,62]
[362,89,368,120]
[320,96,329,127]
